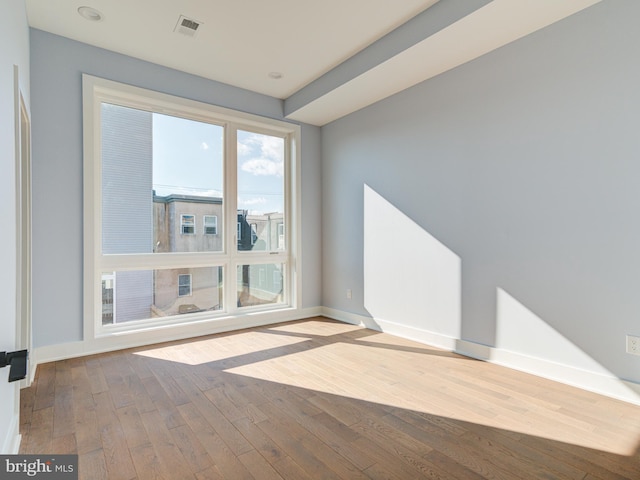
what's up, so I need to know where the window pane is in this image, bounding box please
[101,103,224,254]
[178,274,192,297]
[204,215,218,235]
[101,267,223,324]
[237,263,284,307]
[180,215,195,235]
[237,130,284,252]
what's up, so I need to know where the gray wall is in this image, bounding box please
[30,29,322,348]
[322,0,640,384]
[0,0,30,452]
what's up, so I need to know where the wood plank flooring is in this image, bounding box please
[20,317,640,479]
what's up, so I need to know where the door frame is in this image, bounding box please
[14,65,32,388]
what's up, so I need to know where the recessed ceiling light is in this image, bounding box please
[78,6,103,22]
[268,72,283,80]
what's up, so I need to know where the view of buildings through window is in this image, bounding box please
[100,103,287,325]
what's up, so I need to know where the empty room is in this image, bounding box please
[2,0,640,479]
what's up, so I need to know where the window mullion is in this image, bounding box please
[100,253,227,271]
[225,124,239,314]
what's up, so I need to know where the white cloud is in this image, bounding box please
[237,141,251,156]
[257,135,284,162]
[238,133,284,176]
[241,158,283,177]
[239,197,267,206]
[201,142,209,150]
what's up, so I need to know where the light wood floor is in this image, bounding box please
[20,317,640,479]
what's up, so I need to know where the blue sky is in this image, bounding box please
[152,113,284,215]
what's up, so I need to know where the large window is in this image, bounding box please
[84,75,299,337]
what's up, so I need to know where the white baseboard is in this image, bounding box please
[456,339,640,406]
[30,305,640,407]
[2,415,20,454]
[321,307,381,329]
[322,307,640,406]
[34,306,324,365]
[322,307,458,350]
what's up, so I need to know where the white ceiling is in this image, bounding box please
[25,0,602,126]
[25,0,439,98]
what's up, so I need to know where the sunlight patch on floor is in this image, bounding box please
[224,340,640,457]
[132,329,310,365]
[128,319,640,457]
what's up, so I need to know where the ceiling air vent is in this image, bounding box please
[174,15,202,38]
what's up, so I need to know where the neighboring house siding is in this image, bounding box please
[154,195,224,252]
[101,104,154,322]
[115,270,154,322]
[153,195,224,314]
[101,104,153,254]
[153,267,221,316]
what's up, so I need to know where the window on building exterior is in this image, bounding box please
[83,75,300,338]
[204,215,217,235]
[277,223,285,250]
[178,274,192,297]
[181,214,195,235]
[101,273,115,325]
[250,223,257,246]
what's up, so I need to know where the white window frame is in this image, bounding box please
[204,215,218,235]
[181,214,195,235]
[83,74,301,342]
